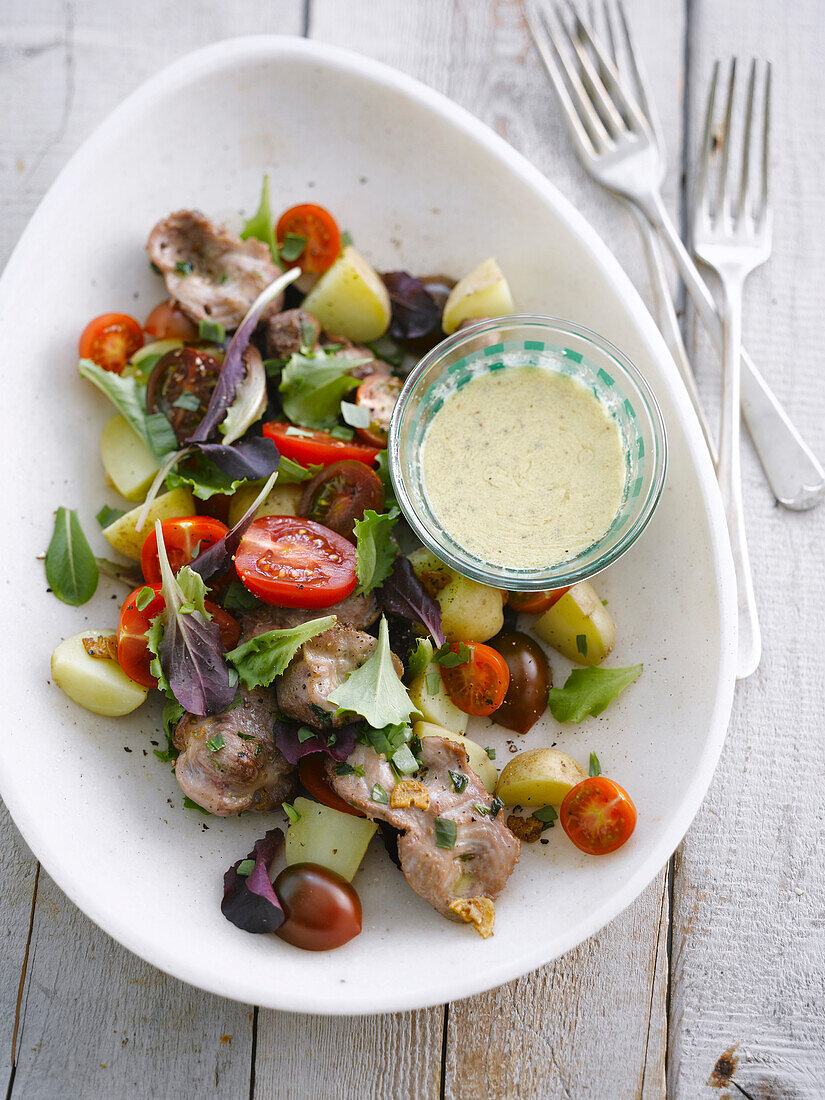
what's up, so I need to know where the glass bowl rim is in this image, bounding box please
[388,313,668,590]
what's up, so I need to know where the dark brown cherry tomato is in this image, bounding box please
[144,299,199,341]
[274,863,362,951]
[560,777,637,855]
[354,374,403,447]
[298,755,366,818]
[299,460,384,541]
[505,588,570,614]
[440,642,510,717]
[79,312,144,373]
[488,631,552,735]
[146,346,222,443]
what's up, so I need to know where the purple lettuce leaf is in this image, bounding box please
[381,271,442,341]
[378,555,445,646]
[189,469,279,582]
[195,436,280,482]
[221,828,285,934]
[273,715,361,766]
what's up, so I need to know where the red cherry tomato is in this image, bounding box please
[234,515,358,609]
[298,460,384,540]
[560,777,637,855]
[144,300,199,340]
[262,421,381,468]
[208,604,241,651]
[439,642,510,717]
[276,204,342,274]
[505,587,570,614]
[78,312,144,374]
[140,516,229,584]
[298,755,366,818]
[354,374,403,448]
[274,863,362,951]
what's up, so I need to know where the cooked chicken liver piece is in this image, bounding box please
[263,309,321,360]
[147,210,281,330]
[173,688,295,816]
[328,736,519,920]
[238,591,380,642]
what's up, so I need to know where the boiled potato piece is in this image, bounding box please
[227,481,303,527]
[442,258,515,334]
[413,722,498,794]
[285,797,377,881]
[301,245,391,342]
[100,413,159,502]
[408,664,468,733]
[101,487,195,560]
[496,748,587,808]
[532,581,615,665]
[409,549,504,643]
[51,630,148,716]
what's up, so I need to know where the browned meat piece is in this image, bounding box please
[238,591,380,642]
[147,210,281,330]
[329,736,519,927]
[173,688,295,816]
[321,332,392,380]
[276,622,401,729]
[263,309,321,360]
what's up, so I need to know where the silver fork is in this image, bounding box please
[526,0,825,511]
[693,60,769,679]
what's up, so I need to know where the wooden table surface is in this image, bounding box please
[2,1,824,1096]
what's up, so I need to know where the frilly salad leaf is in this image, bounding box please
[327,616,414,728]
[278,349,364,430]
[381,271,442,341]
[221,828,285,935]
[272,717,361,766]
[226,616,337,691]
[79,359,178,461]
[378,556,445,646]
[240,174,279,265]
[166,438,280,499]
[151,522,237,716]
[354,509,399,595]
[275,456,324,483]
[547,664,643,723]
[189,470,278,582]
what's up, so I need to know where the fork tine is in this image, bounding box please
[718,59,736,219]
[696,60,720,220]
[761,61,772,221]
[560,2,625,137]
[738,60,757,221]
[600,0,619,65]
[615,0,666,155]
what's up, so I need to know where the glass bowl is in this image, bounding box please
[388,315,668,591]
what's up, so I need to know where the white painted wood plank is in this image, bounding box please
[669,0,825,1096]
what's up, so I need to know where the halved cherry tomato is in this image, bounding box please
[274,863,362,951]
[144,300,199,340]
[354,375,402,447]
[140,516,229,584]
[79,312,143,374]
[234,515,358,609]
[146,346,223,444]
[276,204,342,274]
[263,421,381,468]
[439,642,510,717]
[488,631,552,735]
[298,754,366,818]
[117,583,240,687]
[560,777,637,855]
[505,587,570,614]
[299,460,384,540]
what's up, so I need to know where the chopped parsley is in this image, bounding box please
[329,425,355,440]
[279,233,307,262]
[490,797,504,819]
[205,732,225,753]
[134,585,155,611]
[576,633,588,657]
[472,801,490,816]
[371,783,389,804]
[425,671,442,694]
[589,751,601,777]
[297,725,318,743]
[174,260,193,276]
[335,763,355,776]
[198,319,226,343]
[532,805,558,830]
[434,817,457,850]
[341,229,353,247]
[236,732,257,742]
[391,743,419,776]
[434,642,472,668]
[96,504,125,528]
[283,801,302,825]
[485,746,496,760]
[236,859,255,877]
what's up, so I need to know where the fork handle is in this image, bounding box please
[641,190,825,510]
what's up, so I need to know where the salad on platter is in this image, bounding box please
[46,179,642,951]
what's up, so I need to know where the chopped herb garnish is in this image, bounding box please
[341,229,353,247]
[371,783,389,804]
[296,726,317,743]
[473,801,490,816]
[335,763,355,776]
[283,801,302,825]
[425,671,442,694]
[449,770,468,793]
[329,425,355,440]
[205,732,225,753]
[96,504,125,528]
[279,233,306,262]
[490,797,504,819]
[236,859,255,877]
[175,260,193,276]
[576,633,588,656]
[171,391,202,411]
[391,743,419,776]
[198,319,226,343]
[300,320,317,350]
[434,817,457,849]
[589,751,601,777]
[352,764,366,777]
[183,795,211,814]
[434,641,472,668]
[532,805,558,830]
[341,401,371,429]
[236,732,257,742]
[222,580,263,611]
[485,746,496,760]
[134,585,155,612]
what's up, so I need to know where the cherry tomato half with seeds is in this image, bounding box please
[488,631,552,735]
[262,421,381,468]
[274,863,362,951]
[146,346,223,444]
[505,587,570,614]
[144,299,199,341]
[439,642,510,717]
[234,515,358,609]
[298,755,366,818]
[560,777,637,855]
[276,204,342,274]
[354,374,403,447]
[299,460,384,540]
[140,516,229,584]
[79,312,144,374]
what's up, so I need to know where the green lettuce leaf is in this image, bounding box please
[354,509,399,594]
[374,450,398,509]
[45,507,99,606]
[225,616,336,691]
[79,358,178,461]
[275,456,324,484]
[327,616,414,728]
[547,664,643,723]
[240,174,279,264]
[279,350,362,429]
[165,453,248,499]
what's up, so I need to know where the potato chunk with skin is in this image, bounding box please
[441,258,515,334]
[100,413,159,502]
[51,630,148,716]
[227,481,302,527]
[532,581,615,666]
[408,665,469,734]
[101,487,195,560]
[408,548,504,643]
[496,748,588,808]
[301,246,391,342]
[284,797,377,882]
[413,721,498,794]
